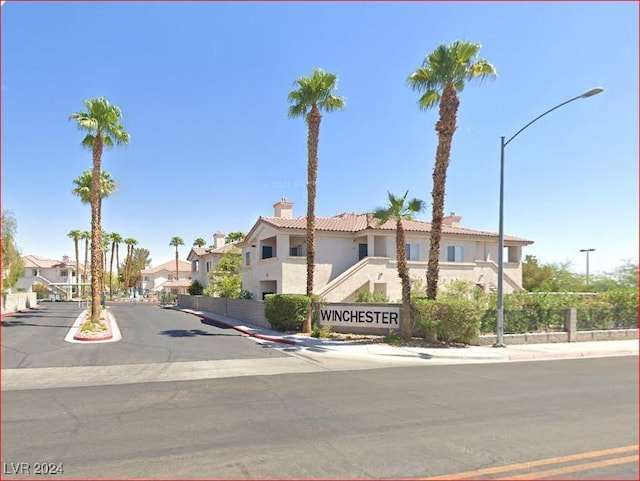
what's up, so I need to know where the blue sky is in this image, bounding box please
[1,1,638,276]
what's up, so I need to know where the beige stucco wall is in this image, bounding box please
[242,226,527,302]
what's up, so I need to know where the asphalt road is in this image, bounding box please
[2,356,637,479]
[1,302,287,368]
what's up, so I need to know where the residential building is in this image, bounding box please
[240,200,533,302]
[186,232,240,289]
[15,255,84,300]
[140,260,191,295]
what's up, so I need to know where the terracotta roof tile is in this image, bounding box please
[260,213,532,243]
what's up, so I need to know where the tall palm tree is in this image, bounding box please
[101,230,111,288]
[193,238,207,248]
[408,41,496,300]
[70,97,130,323]
[67,229,82,298]
[109,232,123,297]
[80,230,91,297]
[288,68,345,333]
[123,237,138,291]
[72,170,118,204]
[373,191,426,340]
[170,236,184,280]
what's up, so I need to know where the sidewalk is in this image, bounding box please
[174,307,639,365]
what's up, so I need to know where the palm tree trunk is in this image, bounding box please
[115,243,120,292]
[303,106,322,333]
[83,238,89,297]
[175,247,179,281]
[426,84,459,300]
[74,239,80,300]
[109,242,116,298]
[90,135,104,323]
[396,220,412,340]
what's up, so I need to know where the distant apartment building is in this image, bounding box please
[15,255,85,300]
[186,232,240,289]
[140,260,192,295]
[240,200,533,302]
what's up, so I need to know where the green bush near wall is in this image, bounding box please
[264,294,311,331]
[413,298,481,344]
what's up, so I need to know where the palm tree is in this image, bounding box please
[288,68,345,333]
[67,229,82,298]
[80,230,91,297]
[123,237,138,292]
[408,41,496,300]
[72,170,118,204]
[225,231,245,243]
[101,230,111,288]
[170,236,184,280]
[109,232,123,297]
[373,191,426,340]
[193,238,207,248]
[70,97,130,323]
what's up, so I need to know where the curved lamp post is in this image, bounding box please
[495,87,603,348]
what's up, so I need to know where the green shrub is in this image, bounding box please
[264,294,311,331]
[413,298,480,344]
[187,280,204,296]
[311,323,332,339]
[383,330,404,346]
[355,290,390,303]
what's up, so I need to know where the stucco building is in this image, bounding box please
[15,255,84,300]
[140,260,192,295]
[186,232,239,289]
[240,200,533,302]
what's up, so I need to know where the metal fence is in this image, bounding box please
[576,307,638,331]
[480,307,638,335]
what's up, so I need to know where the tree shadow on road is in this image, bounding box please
[1,320,70,329]
[159,329,239,338]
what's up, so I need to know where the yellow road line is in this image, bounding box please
[501,454,639,480]
[422,444,639,480]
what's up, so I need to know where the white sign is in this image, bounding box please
[319,304,400,328]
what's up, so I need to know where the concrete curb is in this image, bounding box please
[173,307,298,346]
[65,308,122,344]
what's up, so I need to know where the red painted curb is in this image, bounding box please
[199,315,298,346]
[172,308,298,346]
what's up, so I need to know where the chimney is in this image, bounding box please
[62,255,69,264]
[273,198,293,219]
[213,231,226,249]
[442,213,462,228]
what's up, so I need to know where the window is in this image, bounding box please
[262,245,273,259]
[358,244,368,261]
[245,252,251,266]
[405,244,419,261]
[447,246,463,262]
[33,269,39,277]
[60,269,68,277]
[192,260,199,272]
[143,276,149,282]
[290,245,305,257]
[206,261,212,273]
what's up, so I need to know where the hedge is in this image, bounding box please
[413,298,481,344]
[264,294,311,331]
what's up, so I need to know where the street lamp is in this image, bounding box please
[495,87,603,348]
[580,248,596,286]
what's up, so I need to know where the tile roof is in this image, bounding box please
[142,260,192,274]
[258,213,532,244]
[22,255,80,269]
[187,242,240,259]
